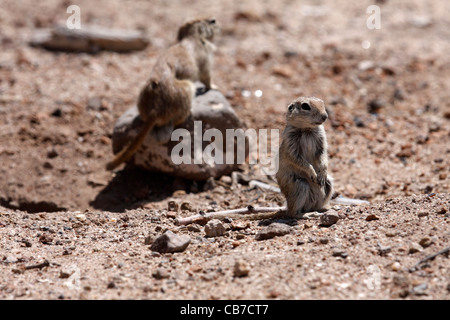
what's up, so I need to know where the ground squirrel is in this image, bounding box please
[106,17,219,171]
[275,96,333,217]
[176,97,333,224]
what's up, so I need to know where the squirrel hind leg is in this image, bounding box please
[286,178,312,217]
[323,176,334,205]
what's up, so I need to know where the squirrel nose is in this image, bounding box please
[321,114,328,122]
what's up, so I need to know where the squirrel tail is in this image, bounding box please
[105,110,157,171]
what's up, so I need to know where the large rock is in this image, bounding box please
[111,85,246,180]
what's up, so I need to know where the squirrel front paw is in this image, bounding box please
[309,171,319,185]
[316,172,327,187]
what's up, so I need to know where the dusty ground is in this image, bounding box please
[0,0,449,300]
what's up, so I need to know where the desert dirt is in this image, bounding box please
[0,0,449,300]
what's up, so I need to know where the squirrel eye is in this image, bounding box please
[288,104,295,112]
[209,19,216,24]
[301,103,311,111]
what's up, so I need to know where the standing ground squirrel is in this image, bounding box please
[276,96,333,217]
[106,17,219,171]
[176,96,333,224]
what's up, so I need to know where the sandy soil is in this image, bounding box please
[0,0,449,300]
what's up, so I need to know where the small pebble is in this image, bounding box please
[417,210,429,217]
[204,219,226,237]
[150,230,190,253]
[408,243,423,254]
[366,214,379,221]
[233,260,250,277]
[319,210,339,227]
[152,268,170,280]
[255,223,291,241]
[331,248,348,258]
[419,237,432,248]
[391,262,402,271]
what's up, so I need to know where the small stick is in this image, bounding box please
[25,260,50,270]
[176,205,286,225]
[410,246,450,272]
[249,180,281,193]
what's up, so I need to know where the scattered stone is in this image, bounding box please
[391,262,402,271]
[255,223,291,241]
[4,256,18,264]
[107,282,116,289]
[180,202,192,211]
[319,238,329,244]
[423,185,433,194]
[144,235,153,245]
[436,206,447,215]
[87,96,105,111]
[385,230,398,237]
[231,220,250,231]
[303,222,313,229]
[219,175,232,184]
[393,274,410,288]
[59,267,75,279]
[187,224,201,232]
[419,237,432,248]
[233,260,250,277]
[331,248,348,258]
[167,201,178,212]
[231,240,241,248]
[408,243,423,254]
[411,283,428,296]
[152,268,170,280]
[47,149,58,158]
[39,234,53,245]
[358,60,375,71]
[367,99,384,114]
[366,214,379,221]
[21,239,32,248]
[377,244,391,256]
[166,211,177,219]
[204,219,226,237]
[50,108,62,117]
[272,65,294,78]
[75,213,87,222]
[267,289,281,298]
[409,16,432,28]
[319,210,339,227]
[417,210,429,217]
[150,231,190,253]
[236,233,246,240]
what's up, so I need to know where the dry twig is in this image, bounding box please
[175,205,286,225]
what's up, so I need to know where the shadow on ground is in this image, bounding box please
[90,166,203,212]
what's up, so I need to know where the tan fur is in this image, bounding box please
[275,97,333,217]
[204,97,333,222]
[106,17,219,171]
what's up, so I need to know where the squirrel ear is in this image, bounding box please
[151,80,159,89]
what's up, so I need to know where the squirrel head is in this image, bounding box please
[177,17,220,42]
[286,97,328,129]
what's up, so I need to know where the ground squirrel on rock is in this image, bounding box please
[106,17,219,170]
